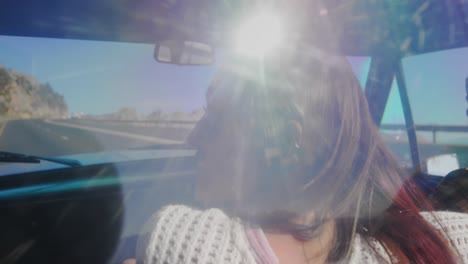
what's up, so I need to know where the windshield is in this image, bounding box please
[2,2,468,264]
[0,35,370,158]
[0,36,215,157]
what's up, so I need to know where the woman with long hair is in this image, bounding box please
[131,45,468,263]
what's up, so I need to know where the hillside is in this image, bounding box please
[83,108,204,122]
[0,65,68,119]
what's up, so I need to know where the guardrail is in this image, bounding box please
[76,118,198,125]
[381,124,468,144]
[72,121,468,144]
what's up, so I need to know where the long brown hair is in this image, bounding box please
[188,45,457,263]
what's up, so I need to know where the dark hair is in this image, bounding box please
[188,45,457,263]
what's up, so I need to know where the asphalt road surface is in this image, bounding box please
[0,119,188,157]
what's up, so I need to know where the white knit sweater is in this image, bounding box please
[136,205,468,263]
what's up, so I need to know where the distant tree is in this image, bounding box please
[116,107,138,120]
[147,109,163,120]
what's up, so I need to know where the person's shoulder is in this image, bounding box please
[138,204,234,241]
[420,211,468,231]
[136,204,257,264]
[349,211,468,264]
[149,204,231,227]
[420,211,468,261]
[349,234,393,264]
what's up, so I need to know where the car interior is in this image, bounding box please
[0,0,467,263]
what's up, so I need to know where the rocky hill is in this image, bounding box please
[83,108,204,122]
[0,65,68,119]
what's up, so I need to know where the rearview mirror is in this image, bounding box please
[154,40,215,65]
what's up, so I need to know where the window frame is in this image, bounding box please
[364,54,421,170]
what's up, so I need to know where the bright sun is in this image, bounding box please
[234,11,283,57]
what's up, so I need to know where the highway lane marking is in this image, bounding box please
[45,120,183,144]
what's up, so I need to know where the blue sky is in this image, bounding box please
[0,36,216,114]
[380,48,468,126]
[1,35,467,127]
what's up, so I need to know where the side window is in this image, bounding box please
[346,56,412,168]
[401,47,468,175]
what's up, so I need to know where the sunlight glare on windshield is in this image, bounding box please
[234,11,283,58]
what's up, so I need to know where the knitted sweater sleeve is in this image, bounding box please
[137,206,468,264]
[136,205,257,264]
[420,211,468,262]
[349,211,468,263]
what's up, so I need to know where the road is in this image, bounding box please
[0,119,190,157]
[1,118,466,171]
